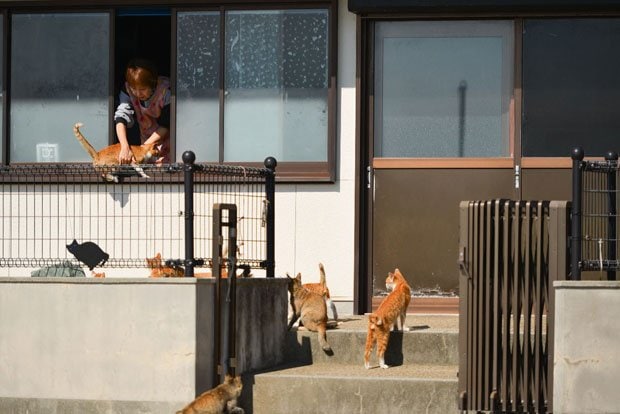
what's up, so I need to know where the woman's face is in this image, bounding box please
[129,85,153,101]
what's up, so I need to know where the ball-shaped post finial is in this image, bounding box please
[571,147,584,161]
[264,156,277,170]
[182,151,196,165]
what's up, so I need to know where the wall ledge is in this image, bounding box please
[554,280,620,289]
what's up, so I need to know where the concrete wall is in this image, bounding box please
[553,281,620,414]
[0,277,288,414]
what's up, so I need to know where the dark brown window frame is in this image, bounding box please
[0,0,338,183]
[357,9,620,172]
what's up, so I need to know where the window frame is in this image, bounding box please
[366,17,518,171]
[1,10,6,166]
[372,19,515,160]
[172,4,337,182]
[0,1,337,183]
[361,11,620,171]
[8,9,114,164]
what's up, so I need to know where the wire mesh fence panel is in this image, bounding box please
[572,149,620,279]
[0,160,274,277]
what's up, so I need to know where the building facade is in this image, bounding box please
[0,0,618,313]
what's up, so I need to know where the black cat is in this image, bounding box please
[66,239,109,271]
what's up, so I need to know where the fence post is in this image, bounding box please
[571,147,584,280]
[264,157,277,278]
[212,204,238,385]
[183,151,196,278]
[605,151,618,281]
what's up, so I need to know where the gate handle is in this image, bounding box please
[458,249,471,279]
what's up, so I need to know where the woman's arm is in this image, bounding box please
[142,126,169,146]
[114,88,136,163]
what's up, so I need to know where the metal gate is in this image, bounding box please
[458,199,570,413]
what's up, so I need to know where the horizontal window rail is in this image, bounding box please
[0,152,276,278]
[571,147,620,280]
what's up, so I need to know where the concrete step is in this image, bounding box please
[250,362,458,414]
[285,314,459,367]
[238,314,460,414]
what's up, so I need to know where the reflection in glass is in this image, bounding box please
[224,10,329,162]
[374,21,514,158]
[176,11,220,162]
[11,13,109,162]
[523,19,620,157]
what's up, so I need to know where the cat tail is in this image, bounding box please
[73,123,99,160]
[318,262,327,289]
[326,297,338,321]
[317,325,332,352]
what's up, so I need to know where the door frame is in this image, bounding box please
[354,15,523,314]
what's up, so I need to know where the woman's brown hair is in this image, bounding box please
[125,58,158,90]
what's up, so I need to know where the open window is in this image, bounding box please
[115,8,171,146]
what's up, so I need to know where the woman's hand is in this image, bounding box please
[118,145,135,164]
[115,123,135,164]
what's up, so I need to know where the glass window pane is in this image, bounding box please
[523,19,620,157]
[224,9,329,162]
[374,21,514,158]
[176,11,220,163]
[10,13,109,163]
[0,17,3,163]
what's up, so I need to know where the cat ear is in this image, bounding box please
[295,273,302,281]
[286,273,292,279]
[156,252,161,259]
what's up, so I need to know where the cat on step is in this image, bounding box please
[302,262,339,322]
[73,122,159,182]
[364,268,411,369]
[176,374,244,414]
[287,272,332,353]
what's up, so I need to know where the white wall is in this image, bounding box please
[273,1,358,313]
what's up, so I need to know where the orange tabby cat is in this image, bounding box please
[287,272,332,352]
[146,253,184,277]
[384,268,412,331]
[302,262,338,321]
[73,122,159,182]
[176,374,244,414]
[364,268,411,369]
[145,253,252,279]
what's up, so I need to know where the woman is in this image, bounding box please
[114,58,171,164]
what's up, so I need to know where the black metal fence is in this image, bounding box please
[458,199,570,414]
[571,147,620,280]
[0,152,276,278]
